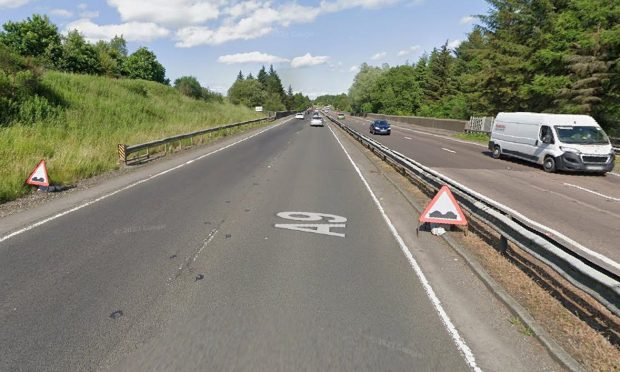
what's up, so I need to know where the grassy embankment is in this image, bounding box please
[0,71,262,203]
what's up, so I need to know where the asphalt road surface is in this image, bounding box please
[339,115,620,275]
[0,117,474,371]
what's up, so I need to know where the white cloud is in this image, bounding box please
[290,53,330,68]
[78,3,88,10]
[80,10,100,19]
[459,15,475,25]
[50,9,73,18]
[0,0,29,8]
[224,0,266,19]
[175,7,280,47]
[370,51,387,60]
[65,19,170,42]
[447,39,463,49]
[218,51,289,64]
[107,0,220,27]
[349,65,360,72]
[170,0,405,47]
[320,0,400,12]
[397,45,421,57]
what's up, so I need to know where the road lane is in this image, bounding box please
[0,116,470,371]
[340,115,620,273]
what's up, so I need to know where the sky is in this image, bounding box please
[0,0,489,98]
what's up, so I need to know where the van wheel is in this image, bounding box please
[543,156,556,173]
[492,146,501,159]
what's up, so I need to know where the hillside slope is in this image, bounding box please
[0,71,262,202]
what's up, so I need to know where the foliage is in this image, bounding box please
[344,0,620,135]
[0,14,61,66]
[228,65,310,111]
[174,76,203,99]
[123,47,167,84]
[314,93,352,112]
[57,30,102,75]
[0,43,61,126]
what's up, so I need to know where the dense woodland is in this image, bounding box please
[228,66,312,112]
[318,0,620,136]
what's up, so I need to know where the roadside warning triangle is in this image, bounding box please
[419,185,467,225]
[25,160,50,187]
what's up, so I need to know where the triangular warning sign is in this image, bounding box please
[419,185,467,225]
[25,160,50,187]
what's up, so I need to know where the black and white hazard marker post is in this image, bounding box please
[417,185,468,236]
[24,160,50,190]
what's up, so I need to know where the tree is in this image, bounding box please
[227,78,265,107]
[95,35,127,77]
[236,70,244,81]
[424,42,455,102]
[257,65,268,87]
[285,85,294,110]
[123,47,167,84]
[0,14,61,65]
[348,63,384,113]
[174,76,203,99]
[58,30,102,74]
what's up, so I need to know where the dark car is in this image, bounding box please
[370,120,391,135]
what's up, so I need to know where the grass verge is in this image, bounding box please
[0,71,262,203]
[454,132,490,144]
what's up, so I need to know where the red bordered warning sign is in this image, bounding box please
[419,185,467,225]
[25,159,50,187]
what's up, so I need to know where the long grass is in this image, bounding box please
[0,71,262,203]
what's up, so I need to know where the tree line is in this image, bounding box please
[228,65,312,112]
[0,15,167,83]
[347,0,619,135]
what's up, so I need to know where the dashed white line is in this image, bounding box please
[0,118,292,244]
[563,183,620,202]
[327,124,480,371]
[404,136,412,140]
[441,148,456,154]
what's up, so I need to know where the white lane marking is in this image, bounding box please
[404,136,412,140]
[563,183,620,202]
[609,172,620,177]
[441,148,456,154]
[0,119,292,244]
[327,124,480,371]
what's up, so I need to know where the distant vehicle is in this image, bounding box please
[295,113,304,119]
[370,120,391,135]
[489,112,615,174]
[337,113,345,119]
[311,115,324,127]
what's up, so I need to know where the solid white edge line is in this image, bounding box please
[609,172,620,177]
[441,148,456,154]
[327,124,481,371]
[0,118,292,244]
[563,183,620,202]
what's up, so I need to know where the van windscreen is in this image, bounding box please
[554,126,610,145]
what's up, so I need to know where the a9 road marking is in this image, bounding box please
[275,211,347,237]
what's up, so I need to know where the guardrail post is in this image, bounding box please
[118,144,127,164]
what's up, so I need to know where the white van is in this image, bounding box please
[488,112,615,174]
